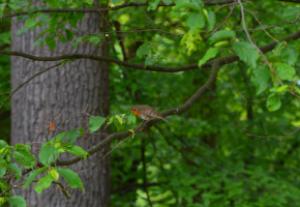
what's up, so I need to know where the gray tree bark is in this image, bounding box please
[11,9,110,207]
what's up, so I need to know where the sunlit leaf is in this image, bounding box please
[198,47,219,67]
[34,174,54,193]
[49,168,59,181]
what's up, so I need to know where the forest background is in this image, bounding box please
[1,0,300,206]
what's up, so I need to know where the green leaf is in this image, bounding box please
[281,47,298,66]
[23,168,46,189]
[34,174,54,193]
[49,168,59,181]
[274,63,296,81]
[38,144,60,166]
[127,114,137,125]
[24,17,38,29]
[233,41,259,68]
[111,0,123,3]
[45,36,56,50]
[198,47,219,67]
[272,85,289,93]
[251,66,270,95]
[59,129,83,144]
[0,196,6,206]
[0,140,7,148]
[162,0,173,4]
[87,35,102,45]
[57,168,84,190]
[148,0,160,10]
[65,145,88,158]
[136,42,151,59]
[83,0,93,5]
[88,116,106,133]
[175,0,203,9]
[115,114,124,125]
[206,10,216,31]
[8,196,26,207]
[0,162,6,177]
[186,12,205,29]
[8,163,22,179]
[266,93,282,111]
[209,30,236,45]
[13,144,36,169]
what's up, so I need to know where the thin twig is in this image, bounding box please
[0,28,300,73]
[54,181,71,199]
[245,9,279,42]
[11,61,67,96]
[2,27,300,73]
[237,0,275,74]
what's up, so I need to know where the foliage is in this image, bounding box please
[0,0,300,206]
[0,115,108,206]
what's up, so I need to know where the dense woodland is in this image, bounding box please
[1,0,300,206]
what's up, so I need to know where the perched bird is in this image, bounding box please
[131,105,167,121]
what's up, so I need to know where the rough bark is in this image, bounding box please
[11,10,110,207]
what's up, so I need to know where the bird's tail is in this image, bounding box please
[152,114,168,122]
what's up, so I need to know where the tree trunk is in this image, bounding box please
[11,10,110,207]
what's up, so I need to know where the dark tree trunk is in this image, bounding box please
[11,10,110,207]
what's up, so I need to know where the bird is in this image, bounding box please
[131,105,167,121]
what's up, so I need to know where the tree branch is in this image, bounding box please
[278,0,300,3]
[3,0,240,18]
[57,61,220,166]
[163,62,219,116]
[2,28,300,73]
[0,50,198,72]
[55,26,300,165]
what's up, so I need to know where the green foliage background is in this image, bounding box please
[1,0,300,206]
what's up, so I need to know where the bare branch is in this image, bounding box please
[237,0,276,81]
[2,28,300,73]
[162,61,219,116]
[0,50,198,72]
[54,181,71,199]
